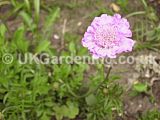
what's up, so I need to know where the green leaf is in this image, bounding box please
[133,83,148,93]
[0,24,7,44]
[0,24,7,36]
[60,64,71,78]
[141,0,148,8]
[65,101,79,119]
[44,7,60,33]
[44,101,54,107]
[110,75,121,81]
[85,94,97,106]
[64,32,80,42]
[35,40,50,53]
[24,0,30,11]
[12,26,29,52]
[11,0,18,7]
[117,0,129,10]
[0,88,7,94]
[19,11,36,30]
[40,113,50,120]
[34,0,40,24]
[54,106,64,120]
[20,11,32,25]
[36,85,50,95]
[147,11,158,22]
[54,101,79,120]
[69,42,76,55]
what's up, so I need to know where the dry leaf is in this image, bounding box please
[110,3,120,12]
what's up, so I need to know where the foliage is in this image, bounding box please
[133,82,148,93]
[0,1,124,120]
[139,109,160,120]
[130,0,160,51]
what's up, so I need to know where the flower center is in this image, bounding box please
[94,25,118,48]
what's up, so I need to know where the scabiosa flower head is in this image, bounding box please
[82,14,135,58]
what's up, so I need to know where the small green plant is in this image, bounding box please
[129,0,160,51]
[133,82,148,93]
[130,82,149,97]
[139,109,160,120]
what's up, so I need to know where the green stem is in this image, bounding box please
[125,11,146,18]
[68,64,112,99]
[95,65,112,92]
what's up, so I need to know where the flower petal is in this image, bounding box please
[118,38,135,53]
[82,13,135,59]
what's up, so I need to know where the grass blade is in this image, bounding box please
[34,0,40,24]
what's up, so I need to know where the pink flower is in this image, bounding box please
[82,14,135,58]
